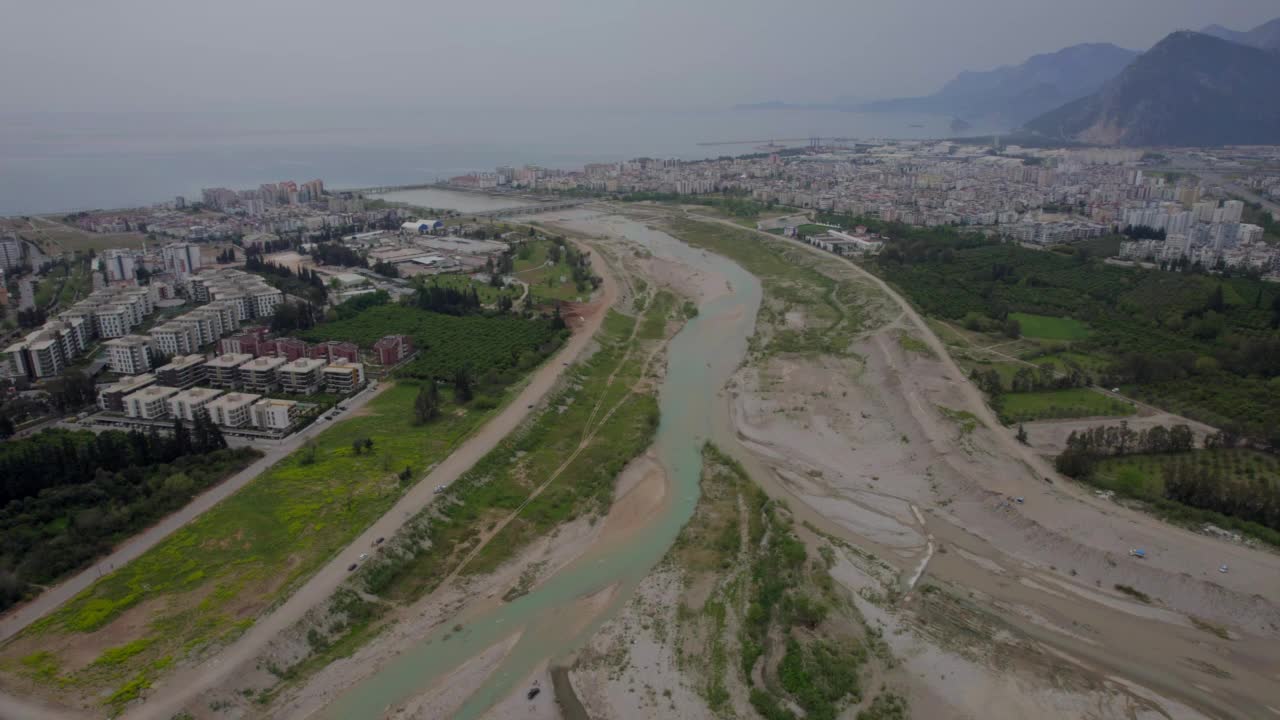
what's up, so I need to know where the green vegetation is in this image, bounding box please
[995,388,1135,423]
[5,378,517,705]
[1008,312,1090,340]
[667,219,874,358]
[1114,584,1151,604]
[836,212,1280,442]
[896,331,935,357]
[1057,423,1280,545]
[0,427,258,613]
[420,273,518,305]
[665,445,891,720]
[266,293,676,693]
[621,191,772,219]
[302,304,565,384]
[512,237,599,303]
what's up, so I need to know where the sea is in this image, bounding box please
[0,108,988,216]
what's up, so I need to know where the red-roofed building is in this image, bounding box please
[374,335,412,366]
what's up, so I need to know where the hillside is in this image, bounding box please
[1025,31,1280,146]
[859,43,1138,127]
[1201,17,1280,51]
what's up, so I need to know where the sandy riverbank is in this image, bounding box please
[564,210,1280,720]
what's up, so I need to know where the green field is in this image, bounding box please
[1,381,510,709]
[996,388,1135,423]
[421,273,518,305]
[1088,449,1280,544]
[1009,313,1090,341]
[1095,449,1280,499]
[512,239,592,303]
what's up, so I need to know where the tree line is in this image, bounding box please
[1055,421,1196,478]
[0,426,258,613]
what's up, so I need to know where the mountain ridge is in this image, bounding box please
[1025,31,1280,146]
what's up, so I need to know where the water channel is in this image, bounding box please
[318,212,762,718]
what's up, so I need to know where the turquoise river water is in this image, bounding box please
[318,214,762,718]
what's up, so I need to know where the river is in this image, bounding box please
[316,212,761,718]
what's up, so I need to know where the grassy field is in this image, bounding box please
[421,273,519,305]
[1095,449,1280,499]
[996,387,1135,423]
[1009,312,1091,341]
[1088,449,1280,545]
[0,381,510,711]
[6,217,146,255]
[513,239,592,303]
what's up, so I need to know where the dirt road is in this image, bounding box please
[121,238,617,720]
[0,381,389,644]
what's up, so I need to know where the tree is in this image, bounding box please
[452,368,473,404]
[1016,424,1028,444]
[170,418,192,458]
[414,381,440,424]
[1002,318,1021,339]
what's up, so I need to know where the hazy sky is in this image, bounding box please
[1,0,1276,112]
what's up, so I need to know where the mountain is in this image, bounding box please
[1025,31,1280,146]
[858,43,1139,127]
[1200,17,1280,51]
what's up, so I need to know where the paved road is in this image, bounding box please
[0,381,389,644]
[124,241,616,720]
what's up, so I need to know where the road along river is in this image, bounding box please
[315,212,761,719]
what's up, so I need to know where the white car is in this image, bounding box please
[358,553,368,562]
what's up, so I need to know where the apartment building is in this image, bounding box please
[123,385,180,420]
[251,398,297,430]
[151,322,199,357]
[310,340,359,363]
[167,387,224,421]
[206,392,261,428]
[237,355,286,393]
[205,353,252,388]
[155,354,206,389]
[277,357,327,394]
[103,335,153,375]
[374,334,412,365]
[97,373,156,412]
[322,361,365,395]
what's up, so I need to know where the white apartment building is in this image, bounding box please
[124,385,180,419]
[155,354,206,389]
[0,237,24,271]
[162,242,202,279]
[103,335,153,375]
[277,357,327,394]
[103,249,139,283]
[251,398,297,430]
[205,353,252,388]
[95,305,134,338]
[322,361,365,394]
[97,373,156,412]
[238,355,286,393]
[167,387,224,421]
[151,322,199,357]
[206,392,261,427]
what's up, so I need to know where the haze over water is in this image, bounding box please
[0,108,978,216]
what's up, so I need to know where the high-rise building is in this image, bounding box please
[0,237,22,271]
[1221,200,1245,224]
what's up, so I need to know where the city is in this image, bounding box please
[2,3,1280,720]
